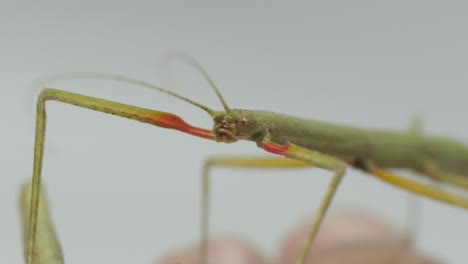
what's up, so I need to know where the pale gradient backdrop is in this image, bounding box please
[1,1,468,263]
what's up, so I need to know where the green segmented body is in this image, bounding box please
[231,109,468,175]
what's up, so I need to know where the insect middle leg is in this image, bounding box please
[201,147,347,264]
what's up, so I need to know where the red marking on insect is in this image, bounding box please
[263,142,291,156]
[151,112,215,140]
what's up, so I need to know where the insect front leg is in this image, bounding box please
[27,88,214,264]
[263,142,347,264]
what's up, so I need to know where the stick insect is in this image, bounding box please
[26,54,468,264]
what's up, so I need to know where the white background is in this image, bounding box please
[2,1,468,263]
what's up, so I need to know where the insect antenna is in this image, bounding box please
[159,51,233,114]
[28,72,217,116]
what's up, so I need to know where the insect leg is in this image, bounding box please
[405,114,423,246]
[422,162,468,190]
[406,159,468,245]
[21,181,64,264]
[362,162,468,209]
[263,142,347,264]
[408,114,423,134]
[27,88,214,264]
[199,156,310,264]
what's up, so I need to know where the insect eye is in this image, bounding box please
[240,118,249,126]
